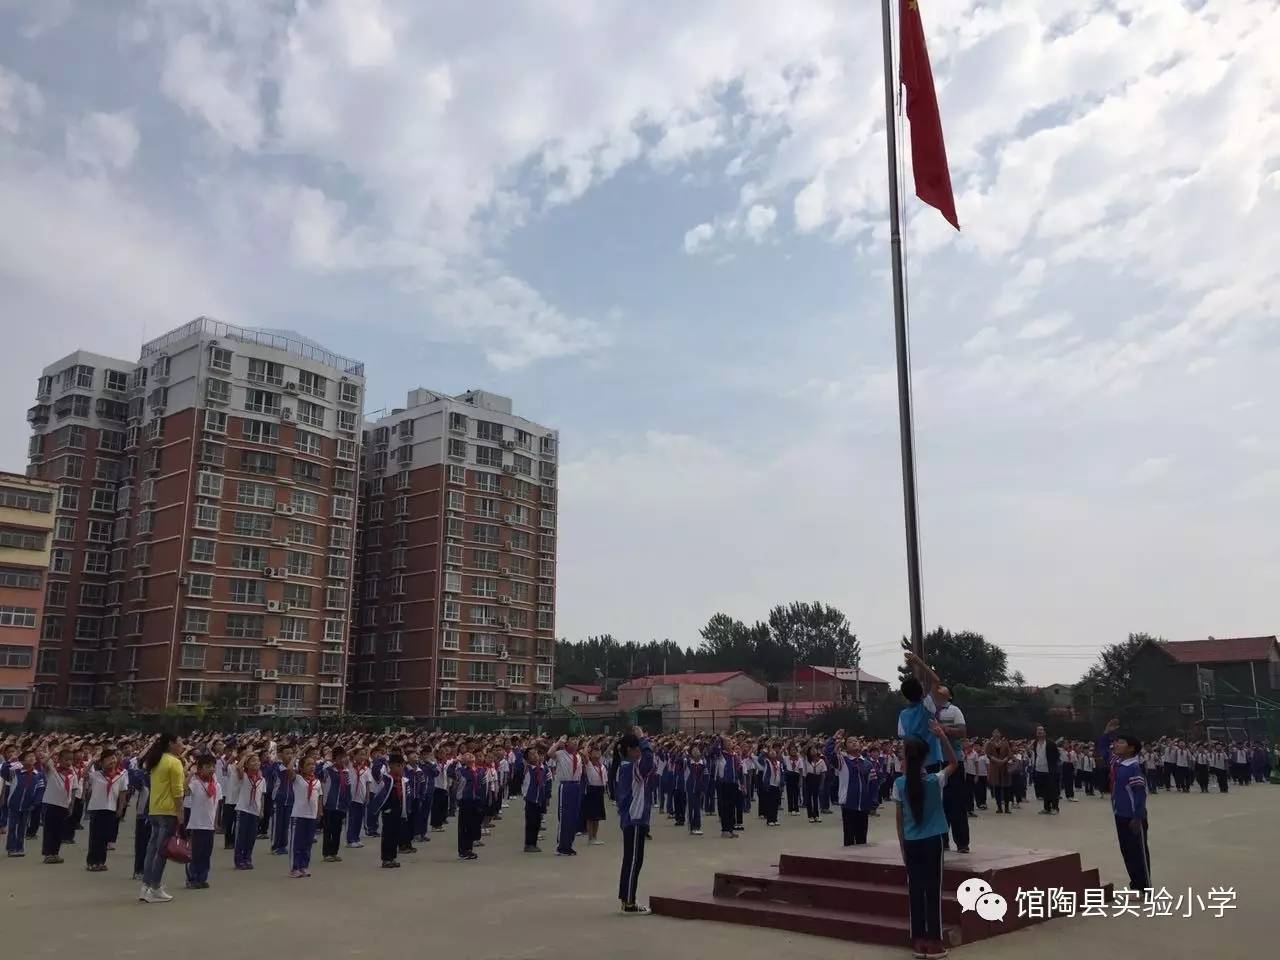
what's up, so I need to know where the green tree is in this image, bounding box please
[898,628,1008,688]
[1076,632,1162,705]
[767,601,860,672]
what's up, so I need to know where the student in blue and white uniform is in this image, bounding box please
[320,746,351,862]
[583,747,609,846]
[755,747,784,826]
[547,736,584,856]
[269,744,295,855]
[185,754,222,888]
[369,753,409,868]
[615,730,656,915]
[521,745,546,853]
[835,737,877,846]
[4,750,44,857]
[683,745,708,836]
[234,752,266,869]
[289,756,322,878]
[348,748,375,848]
[1108,731,1151,891]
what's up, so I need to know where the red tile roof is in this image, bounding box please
[1157,636,1278,665]
[801,666,889,685]
[618,671,746,689]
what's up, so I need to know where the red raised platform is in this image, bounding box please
[650,842,1110,948]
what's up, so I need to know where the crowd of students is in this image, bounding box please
[0,672,1274,957]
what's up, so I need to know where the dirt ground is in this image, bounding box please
[0,783,1271,959]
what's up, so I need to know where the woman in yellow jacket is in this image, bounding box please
[139,733,185,903]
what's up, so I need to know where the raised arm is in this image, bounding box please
[903,651,940,696]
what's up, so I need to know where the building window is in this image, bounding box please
[438,689,456,711]
[442,601,460,622]
[507,663,526,685]
[241,451,277,474]
[36,647,59,674]
[222,648,260,673]
[40,616,63,641]
[228,578,264,604]
[209,346,233,372]
[285,584,313,608]
[69,649,95,673]
[0,607,37,628]
[185,573,213,599]
[237,481,276,508]
[448,438,467,460]
[206,378,232,404]
[180,644,206,669]
[476,446,502,468]
[46,581,68,608]
[190,538,216,564]
[0,645,34,668]
[233,512,274,538]
[339,381,360,405]
[536,665,553,685]
[324,619,344,643]
[196,471,224,499]
[332,496,353,520]
[465,690,496,713]
[276,683,305,714]
[296,400,325,428]
[248,358,284,385]
[226,614,264,639]
[177,680,203,704]
[0,567,41,590]
[470,633,499,655]
[242,418,280,445]
[476,421,503,442]
[278,650,307,675]
[184,608,210,634]
[294,430,322,457]
[194,504,220,530]
[318,686,341,708]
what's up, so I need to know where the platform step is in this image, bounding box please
[650,886,959,947]
[714,871,965,922]
[779,844,1083,888]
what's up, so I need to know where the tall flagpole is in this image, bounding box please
[880,0,926,658]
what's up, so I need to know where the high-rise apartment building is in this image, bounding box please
[26,350,135,710]
[349,388,558,717]
[26,318,365,717]
[0,472,57,721]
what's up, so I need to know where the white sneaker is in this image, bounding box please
[155,887,173,901]
[138,885,149,902]
[590,839,605,846]
[141,887,172,903]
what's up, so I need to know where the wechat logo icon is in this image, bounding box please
[956,877,1007,922]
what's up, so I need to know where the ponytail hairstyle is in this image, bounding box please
[141,732,178,771]
[902,736,928,826]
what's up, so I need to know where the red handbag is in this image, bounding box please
[163,834,192,863]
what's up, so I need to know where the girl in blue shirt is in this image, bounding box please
[893,721,957,960]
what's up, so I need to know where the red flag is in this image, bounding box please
[899,0,959,229]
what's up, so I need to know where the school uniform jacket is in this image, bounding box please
[321,763,352,813]
[1111,757,1147,820]
[4,766,44,813]
[683,759,708,796]
[755,755,784,790]
[369,773,410,817]
[836,755,877,811]
[616,741,656,829]
[236,771,267,817]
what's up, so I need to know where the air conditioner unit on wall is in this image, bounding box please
[1180,703,1196,715]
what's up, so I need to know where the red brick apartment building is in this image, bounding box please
[26,319,365,718]
[348,389,559,717]
[0,473,57,721]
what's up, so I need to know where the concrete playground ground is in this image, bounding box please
[0,783,1272,960]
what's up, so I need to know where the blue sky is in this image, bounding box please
[2,0,1277,684]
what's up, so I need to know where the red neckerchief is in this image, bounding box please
[101,768,123,799]
[303,775,318,803]
[392,776,402,801]
[56,765,72,798]
[246,770,263,805]
[770,759,780,781]
[198,774,216,799]
[568,750,580,779]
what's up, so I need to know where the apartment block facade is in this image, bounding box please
[0,472,57,721]
[26,319,365,718]
[348,388,558,717]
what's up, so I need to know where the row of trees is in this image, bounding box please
[554,601,860,688]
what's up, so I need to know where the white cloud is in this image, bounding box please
[683,222,715,255]
[743,203,777,242]
[1015,311,1073,340]
[962,325,1002,354]
[65,112,140,171]
[0,64,43,135]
